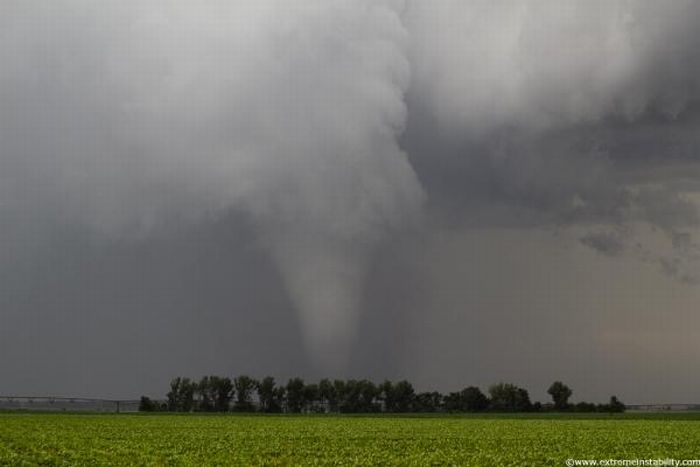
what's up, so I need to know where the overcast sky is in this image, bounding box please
[2,0,700,404]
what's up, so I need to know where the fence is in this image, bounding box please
[625,404,700,412]
[0,396,142,413]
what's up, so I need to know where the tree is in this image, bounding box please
[286,378,306,413]
[488,383,531,412]
[547,381,573,411]
[196,376,215,412]
[608,395,626,413]
[488,383,516,411]
[381,380,416,413]
[157,374,620,415]
[443,392,463,412]
[303,383,321,412]
[233,375,257,412]
[274,386,286,412]
[179,378,196,412]
[358,380,380,413]
[443,387,488,412]
[461,386,489,412]
[340,380,379,413]
[167,377,195,412]
[332,380,347,412]
[139,396,157,412]
[340,380,358,412]
[574,401,597,413]
[257,376,283,413]
[515,388,532,412]
[318,378,337,413]
[211,376,234,412]
[414,391,443,412]
[378,381,395,412]
[167,377,181,411]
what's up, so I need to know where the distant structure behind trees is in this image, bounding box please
[140,377,626,414]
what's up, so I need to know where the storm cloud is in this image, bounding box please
[2,1,700,401]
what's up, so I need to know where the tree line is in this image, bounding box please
[140,377,625,414]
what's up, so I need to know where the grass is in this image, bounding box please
[1,412,699,465]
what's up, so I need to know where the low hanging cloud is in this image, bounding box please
[579,232,625,257]
[0,0,425,368]
[403,0,700,281]
[405,0,700,133]
[2,0,700,369]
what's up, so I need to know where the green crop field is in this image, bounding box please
[1,413,700,466]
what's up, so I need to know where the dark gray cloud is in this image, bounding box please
[579,232,625,257]
[2,1,700,402]
[0,0,425,371]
